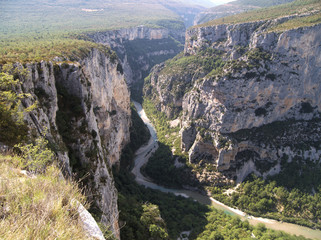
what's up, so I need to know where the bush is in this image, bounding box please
[15,133,55,173]
[0,68,35,146]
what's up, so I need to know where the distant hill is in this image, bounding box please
[158,0,216,8]
[0,0,212,40]
[235,0,297,7]
[176,0,216,8]
[197,0,321,27]
[194,0,296,25]
[0,0,176,39]
[0,0,208,63]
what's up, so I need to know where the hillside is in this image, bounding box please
[194,0,297,25]
[198,0,321,27]
[0,0,179,38]
[0,0,208,64]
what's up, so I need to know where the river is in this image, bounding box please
[131,101,321,240]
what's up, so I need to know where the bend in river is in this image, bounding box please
[131,101,321,240]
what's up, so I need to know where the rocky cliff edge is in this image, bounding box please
[17,48,130,238]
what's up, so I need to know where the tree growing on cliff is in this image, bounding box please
[0,68,31,146]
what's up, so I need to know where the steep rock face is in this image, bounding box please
[88,26,184,100]
[19,48,130,238]
[144,61,193,119]
[89,26,173,46]
[145,18,321,183]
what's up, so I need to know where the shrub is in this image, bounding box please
[15,133,55,173]
[0,68,36,146]
[255,107,267,116]
[300,102,313,113]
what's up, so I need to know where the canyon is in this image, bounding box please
[2,1,321,239]
[88,25,185,100]
[18,16,321,240]
[145,14,321,183]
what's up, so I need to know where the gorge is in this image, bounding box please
[1,0,321,239]
[132,102,321,240]
[144,11,321,184]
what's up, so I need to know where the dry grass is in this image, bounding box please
[268,11,321,31]
[0,153,91,240]
[197,0,321,27]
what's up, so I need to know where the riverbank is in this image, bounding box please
[132,101,321,240]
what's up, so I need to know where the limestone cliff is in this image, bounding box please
[17,48,130,238]
[144,15,321,183]
[88,25,185,100]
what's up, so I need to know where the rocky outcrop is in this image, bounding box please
[88,26,185,100]
[88,26,177,45]
[145,16,321,183]
[75,200,106,240]
[18,48,131,238]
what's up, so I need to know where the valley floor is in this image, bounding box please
[131,101,321,240]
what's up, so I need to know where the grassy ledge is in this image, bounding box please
[0,153,90,239]
[0,36,119,64]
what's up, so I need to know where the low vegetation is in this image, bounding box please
[210,157,321,230]
[198,0,321,29]
[236,0,296,7]
[142,98,180,147]
[0,149,89,239]
[160,49,225,77]
[142,98,193,187]
[196,0,296,25]
[1,0,180,39]
[269,11,321,32]
[1,37,89,64]
[0,35,120,64]
[0,0,185,64]
[196,207,307,240]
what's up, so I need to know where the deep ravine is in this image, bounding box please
[132,101,321,240]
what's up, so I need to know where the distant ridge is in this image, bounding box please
[194,0,296,25]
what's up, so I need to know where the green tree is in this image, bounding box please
[140,203,169,239]
[149,224,169,240]
[0,71,27,145]
[15,131,55,173]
